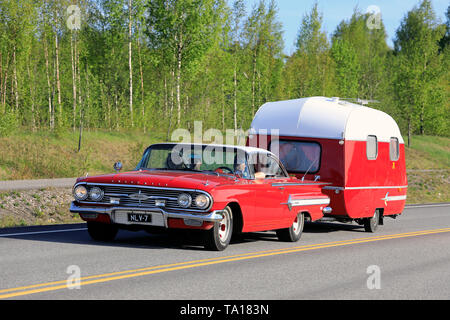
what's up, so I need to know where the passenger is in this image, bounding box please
[253,155,266,180]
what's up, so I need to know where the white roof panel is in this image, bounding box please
[250,97,404,143]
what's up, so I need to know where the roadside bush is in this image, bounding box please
[0,111,18,137]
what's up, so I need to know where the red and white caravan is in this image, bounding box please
[249,96,407,231]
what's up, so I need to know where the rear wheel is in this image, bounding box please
[364,209,380,233]
[87,221,118,241]
[204,206,233,251]
[276,212,304,242]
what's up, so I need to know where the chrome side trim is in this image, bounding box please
[381,194,407,202]
[272,182,332,187]
[281,195,330,211]
[323,185,408,191]
[322,186,344,191]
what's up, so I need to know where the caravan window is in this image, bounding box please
[390,137,399,161]
[366,135,378,160]
[270,140,321,173]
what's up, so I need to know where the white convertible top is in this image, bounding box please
[250,97,404,143]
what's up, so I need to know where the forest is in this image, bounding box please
[0,0,448,146]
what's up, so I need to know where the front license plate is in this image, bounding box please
[127,213,152,223]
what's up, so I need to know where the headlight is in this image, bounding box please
[194,194,210,209]
[74,185,88,201]
[177,193,192,208]
[89,187,104,202]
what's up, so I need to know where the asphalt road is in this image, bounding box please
[0,178,76,191]
[0,203,449,300]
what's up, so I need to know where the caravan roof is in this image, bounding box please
[250,97,404,143]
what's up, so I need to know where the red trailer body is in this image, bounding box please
[248,97,407,223]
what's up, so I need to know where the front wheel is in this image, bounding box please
[364,209,380,233]
[87,221,118,241]
[276,212,304,242]
[204,206,233,251]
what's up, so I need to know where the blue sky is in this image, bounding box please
[236,0,449,54]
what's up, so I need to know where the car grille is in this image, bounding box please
[80,184,211,211]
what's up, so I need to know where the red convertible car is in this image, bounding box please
[70,143,330,250]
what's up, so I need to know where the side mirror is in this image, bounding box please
[114,161,123,173]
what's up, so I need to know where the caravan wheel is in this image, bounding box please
[364,210,380,233]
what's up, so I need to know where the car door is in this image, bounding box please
[247,152,292,231]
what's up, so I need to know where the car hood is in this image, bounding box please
[76,170,237,191]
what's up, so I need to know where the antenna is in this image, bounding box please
[339,98,380,106]
[357,98,380,105]
[301,156,320,182]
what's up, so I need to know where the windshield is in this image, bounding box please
[136,144,251,178]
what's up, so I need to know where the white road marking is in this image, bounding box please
[0,228,87,237]
[406,204,450,209]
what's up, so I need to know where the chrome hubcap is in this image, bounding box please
[293,214,303,234]
[218,208,231,243]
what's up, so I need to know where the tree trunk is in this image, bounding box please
[407,118,412,148]
[138,38,145,132]
[164,75,168,115]
[222,82,225,131]
[85,66,90,129]
[115,92,119,130]
[0,51,3,113]
[176,32,183,126]
[76,33,82,116]
[251,49,257,116]
[44,37,54,130]
[78,110,83,152]
[234,67,237,131]
[71,30,77,131]
[54,13,62,126]
[419,104,424,135]
[1,51,9,113]
[128,0,134,127]
[26,56,36,132]
[166,68,175,140]
[13,45,19,113]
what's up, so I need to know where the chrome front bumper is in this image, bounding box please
[70,202,224,228]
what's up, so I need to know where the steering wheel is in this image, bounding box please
[214,166,233,174]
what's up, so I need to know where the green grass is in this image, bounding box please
[0,128,165,180]
[405,135,450,170]
[404,135,449,204]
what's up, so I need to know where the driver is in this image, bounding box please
[190,154,202,171]
[234,154,249,178]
